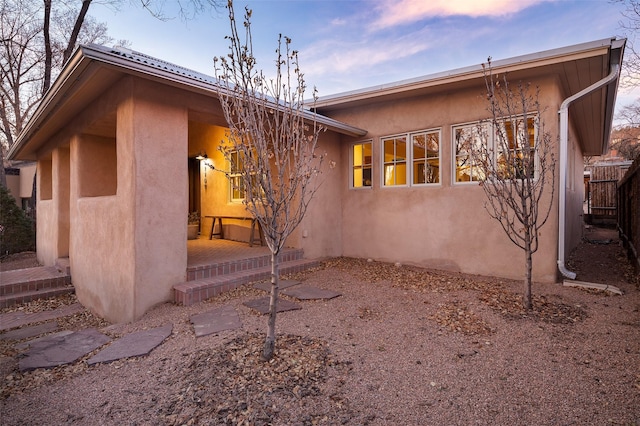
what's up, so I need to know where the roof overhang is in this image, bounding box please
[314,37,626,156]
[8,44,367,161]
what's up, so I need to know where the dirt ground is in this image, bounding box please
[0,225,638,425]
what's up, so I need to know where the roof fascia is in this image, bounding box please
[8,47,93,160]
[9,44,365,160]
[314,38,618,109]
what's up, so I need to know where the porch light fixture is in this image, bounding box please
[201,155,215,190]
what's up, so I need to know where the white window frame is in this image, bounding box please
[381,128,441,188]
[452,115,539,185]
[350,140,373,189]
[452,121,491,185]
[228,150,245,202]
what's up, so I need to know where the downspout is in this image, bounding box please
[557,63,620,279]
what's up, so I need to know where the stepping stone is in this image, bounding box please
[282,285,342,300]
[244,297,302,314]
[190,305,241,337]
[0,322,59,341]
[253,279,301,292]
[19,328,111,372]
[87,324,173,365]
[16,330,74,351]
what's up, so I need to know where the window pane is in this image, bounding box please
[363,143,372,164]
[412,131,439,185]
[352,142,372,188]
[426,158,440,183]
[454,125,485,182]
[496,116,536,179]
[384,164,395,186]
[353,168,363,188]
[384,140,396,162]
[353,144,363,167]
[396,139,406,161]
[382,136,407,186]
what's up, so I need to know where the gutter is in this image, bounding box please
[557,43,623,279]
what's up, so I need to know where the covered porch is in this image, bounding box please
[177,236,318,306]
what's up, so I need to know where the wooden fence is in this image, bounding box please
[585,163,631,223]
[618,157,640,270]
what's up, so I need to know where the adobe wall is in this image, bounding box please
[35,76,190,323]
[326,76,563,283]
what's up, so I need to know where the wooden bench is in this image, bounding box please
[204,215,264,247]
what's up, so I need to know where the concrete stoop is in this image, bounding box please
[0,264,73,309]
[174,252,321,306]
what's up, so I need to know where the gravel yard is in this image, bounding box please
[1,227,638,425]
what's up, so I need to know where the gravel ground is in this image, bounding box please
[1,227,639,425]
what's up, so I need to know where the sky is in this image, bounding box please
[90,0,637,109]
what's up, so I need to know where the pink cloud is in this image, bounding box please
[372,0,550,29]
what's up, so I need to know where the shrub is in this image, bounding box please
[0,185,35,256]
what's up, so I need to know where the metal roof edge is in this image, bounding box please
[8,43,365,160]
[314,37,621,109]
[8,46,92,160]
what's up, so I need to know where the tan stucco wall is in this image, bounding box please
[35,150,69,266]
[37,76,190,323]
[323,76,564,283]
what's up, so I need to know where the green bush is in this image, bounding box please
[0,185,35,256]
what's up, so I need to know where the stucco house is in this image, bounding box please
[8,37,625,323]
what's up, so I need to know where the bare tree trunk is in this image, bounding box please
[62,0,92,64]
[524,233,533,310]
[43,0,52,94]
[263,251,280,360]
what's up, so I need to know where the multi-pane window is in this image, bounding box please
[453,116,537,183]
[352,141,372,188]
[496,117,536,180]
[383,137,407,186]
[453,123,489,183]
[229,150,245,201]
[412,131,440,184]
[382,129,440,187]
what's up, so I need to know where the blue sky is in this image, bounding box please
[91,0,637,107]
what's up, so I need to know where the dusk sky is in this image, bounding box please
[90,0,637,109]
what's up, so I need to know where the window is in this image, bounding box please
[229,150,245,201]
[496,117,536,180]
[453,116,537,183]
[453,123,489,183]
[352,141,372,188]
[382,129,440,187]
[383,136,407,186]
[412,131,440,184]
[228,150,264,201]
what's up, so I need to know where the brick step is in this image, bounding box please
[0,266,72,297]
[186,248,305,281]
[0,285,75,309]
[175,258,321,306]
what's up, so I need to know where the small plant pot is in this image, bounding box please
[187,224,199,240]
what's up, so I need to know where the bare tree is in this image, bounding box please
[0,0,112,188]
[1,0,222,189]
[611,101,640,160]
[214,1,326,360]
[465,62,556,309]
[615,0,640,89]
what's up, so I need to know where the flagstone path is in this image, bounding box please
[1,280,342,371]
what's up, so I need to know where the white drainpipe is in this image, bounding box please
[557,63,620,279]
